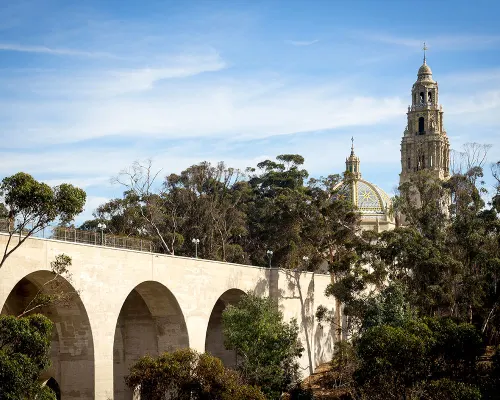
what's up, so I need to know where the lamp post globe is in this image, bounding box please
[266,250,273,268]
[97,223,106,246]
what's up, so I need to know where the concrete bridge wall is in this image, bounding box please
[0,235,335,399]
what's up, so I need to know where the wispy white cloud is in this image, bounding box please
[42,176,112,190]
[359,33,421,48]
[357,32,500,51]
[0,79,406,146]
[443,68,500,85]
[1,49,227,96]
[80,195,111,222]
[4,57,500,152]
[286,39,319,46]
[100,53,227,93]
[446,90,500,115]
[0,43,120,58]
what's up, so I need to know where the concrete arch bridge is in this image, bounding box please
[0,235,335,399]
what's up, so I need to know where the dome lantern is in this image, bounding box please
[345,137,361,179]
[334,140,396,232]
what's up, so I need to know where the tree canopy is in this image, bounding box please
[319,151,500,399]
[125,348,265,400]
[80,155,359,270]
[0,172,86,268]
[0,314,57,399]
[221,293,304,399]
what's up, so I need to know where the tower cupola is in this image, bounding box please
[417,45,434,82]
[334,139,395,232]
[345,137,361,179]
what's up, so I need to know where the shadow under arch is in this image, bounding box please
[113,280,189,400]
[43,377,61,400]
[205,288,246,368]
[1,270,95,400]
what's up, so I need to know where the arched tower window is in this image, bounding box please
[417,154,425,170]
[420,92,424,104]
[418,117,425,134]
[428,91,432,103]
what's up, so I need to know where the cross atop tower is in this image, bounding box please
[351,136,355,155]
[423,42,428,64]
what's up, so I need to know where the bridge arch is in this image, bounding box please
[113,280,189,400]
[43,377,61,400]
[1,270,95,400]
[205,288,246,367]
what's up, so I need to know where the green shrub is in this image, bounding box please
[423,378,481,400]
[125,348,265,400]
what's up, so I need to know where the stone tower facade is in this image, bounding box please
[400,52,450,185]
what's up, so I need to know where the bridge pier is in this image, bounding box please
[94,341,115,400]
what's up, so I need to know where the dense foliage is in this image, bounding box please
[0,314,56,399]
[125,348,265,400]
[221,293,304,399]
[0,172,86,268]
[330,165,500,338]
[321,154,500,399]
[81,156,359,269]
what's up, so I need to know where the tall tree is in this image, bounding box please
[222,293,304,399]
[0,172,86,269]
[246,154,317,268]
[80,191,144,237]
[113,160,249,260]
[163,162,249,261]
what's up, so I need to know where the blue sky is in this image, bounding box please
[1,0,499,223]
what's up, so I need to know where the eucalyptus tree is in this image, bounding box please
[109,160,249,260]
[245,154,319,268]
[0,172,86,269]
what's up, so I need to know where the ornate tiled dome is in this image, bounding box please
[333,179,392,216]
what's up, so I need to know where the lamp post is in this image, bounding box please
[266,250,273,268]
[192,238,200,258]
[302,255,310,273]
[97,222,106,246]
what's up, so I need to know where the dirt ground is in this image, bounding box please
[301,362,351,400]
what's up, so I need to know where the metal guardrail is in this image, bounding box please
[0,220,330,272]
[0,219,154,252]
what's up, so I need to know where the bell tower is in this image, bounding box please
[400,44,450,184]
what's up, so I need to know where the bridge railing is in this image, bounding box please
[0,219,154,253]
